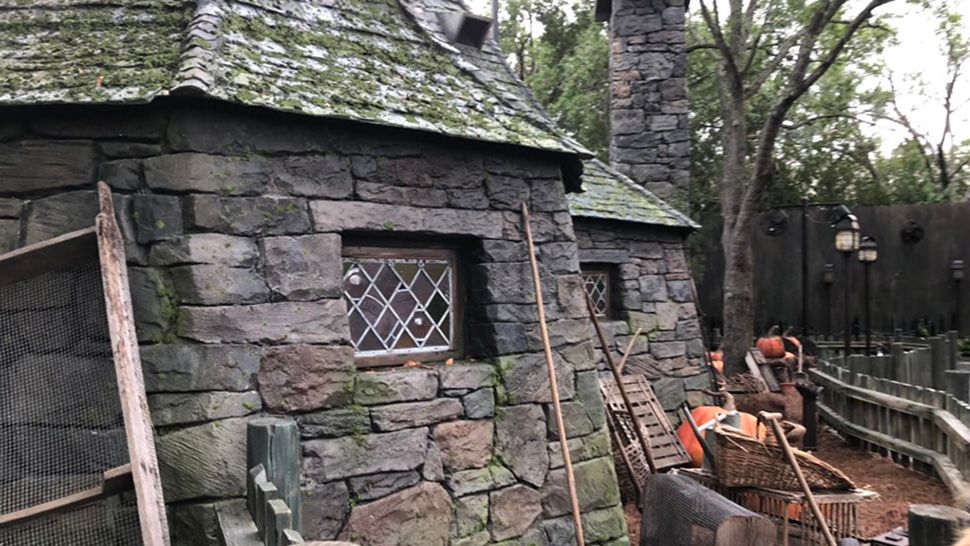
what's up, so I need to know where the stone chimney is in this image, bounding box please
[597,0,690,204]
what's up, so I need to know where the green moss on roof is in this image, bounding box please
[0,0,585,155]
[569,159,698,229]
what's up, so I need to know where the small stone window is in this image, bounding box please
[581,266,613,318]
[343,246,460,366]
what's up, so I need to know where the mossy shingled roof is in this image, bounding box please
[0,0,587,155]
[570,159,698,229]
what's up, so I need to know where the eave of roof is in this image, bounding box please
[0,0,590,158]
[569,159,699,230]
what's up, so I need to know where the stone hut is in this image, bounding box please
[0,0,700,545]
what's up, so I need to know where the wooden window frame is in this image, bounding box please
[581,264,614,320]
[342,244,464,368]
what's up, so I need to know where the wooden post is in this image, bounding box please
[891,343,906,382]
[96,183,170,546]
[908,504,970,546]
[950,331,961,370]
[930,336,949,391]
[521,204,585,546]
[945,370,970,403]
[247,418,301,532]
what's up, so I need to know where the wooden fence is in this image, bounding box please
[810,358,970,505]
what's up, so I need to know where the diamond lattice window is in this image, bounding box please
[582,267,612,318]
[343,247,457,362]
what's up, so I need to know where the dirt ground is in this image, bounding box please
[622,389,952,544]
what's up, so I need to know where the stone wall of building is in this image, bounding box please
[607,0,690,205]
[0,101,628,546]
[574,218,711,418]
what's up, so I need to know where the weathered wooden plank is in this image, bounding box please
[0,464,132,527]
[909,504,970,546]
[0,226,97,287]
[216,500,263,546]
[247,418,301,532]
[96,182,170,546]
[930,336,949,391]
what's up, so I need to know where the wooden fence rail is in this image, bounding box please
[810,359,970,507]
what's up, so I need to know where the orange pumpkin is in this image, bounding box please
[677,407,767,467]
[756,326,786,359]
[712,360,724,374]
[709,351,723,361]
[784,351,797,365]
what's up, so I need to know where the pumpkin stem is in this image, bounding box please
[702,384,736,412]
[765,325,780,336]
[782,326,794,337]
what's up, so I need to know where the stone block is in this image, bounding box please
[490,484,542,541]
[129,267,177,343]
[309,200,507,239]
[149,234,259,266]
[298,407,371,439]
[302,481,350,540]
[639,275,668,302]
[0,219,18,253]
[177,300,349,344]
[655,302,680,330]
[339,482,453,546]
[185,194,310,235]
[349,471,421,501]
[157,417,250,502]
[357,181,448,207]
[100,141,163,159]
[652,376,687,411]
[22,190,98,245]
[167,108,329,154]
[0,198,22,218]
[148,391,261,426]
[31,111,164,139]
[130,193,182,244]
[259,345,354,412]
[542,456,620,517]
[424,442,445,482]
[433,420,494,471]
[355,369,438,405]
[495,404,548,487]
[462,388,495,419]
[140,343,260,393]
[548,428,613,468]
[371,398,464,431]
[453,493,489,538]
[168,501,219,546]
[556,340,598,372]
[169,264,269,305]
[263,234,342,300]
[439,363,496,390]
[498,353,575,405]
[479,240,527,262]
[98,159,142,191]
[0,140,95,194]
[144,153,353,198]
[666,279,693,302]
[650,341,687,359]
[303,428,428,481]
[446,465,516,496]
[485,175,530,210]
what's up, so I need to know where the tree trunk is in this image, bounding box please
[722,231,755,373]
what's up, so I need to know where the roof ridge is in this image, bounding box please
[174,0,222,95]
[583,158,699,229]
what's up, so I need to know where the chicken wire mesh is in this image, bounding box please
[0,260,143,545]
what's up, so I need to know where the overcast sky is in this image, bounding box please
[464,0,969,154]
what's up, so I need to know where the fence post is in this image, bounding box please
[891,343,906,382]
[930,336,949,390]
[949,331,960,369]
[908,504,970,546]
[945,370,970,404]
[248,418,301,532]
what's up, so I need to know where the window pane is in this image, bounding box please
[582,269,610,317]
[343,253,455,357]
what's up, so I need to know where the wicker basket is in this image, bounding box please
[714,426,856,491]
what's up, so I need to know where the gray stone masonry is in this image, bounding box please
[575,218,711,421]
[0,101,628,546]
[608,0,690,205]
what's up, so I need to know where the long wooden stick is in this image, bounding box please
[585,294,658,474]
[759,411,837,546]
[0,465,133,527]
[616,327,643,374]
[521,204,585,546]
[97,183,171,546]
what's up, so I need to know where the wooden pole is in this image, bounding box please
[96,182,170,546]
[759,411,837,546]
[521,204,585,546]
[616,327,643,374]
[585,293,658,474]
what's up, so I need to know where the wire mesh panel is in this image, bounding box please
[0,251,143,544]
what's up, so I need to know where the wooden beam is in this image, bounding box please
[0,226,97,287]
[247,418,301,531]
[0,465,133,527]
[96,182,170,546]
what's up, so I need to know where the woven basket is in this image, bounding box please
[714,426,856,491]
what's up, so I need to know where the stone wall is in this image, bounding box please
[0,100,628,546]
[574,218,710,418]
[606,0,690,205]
